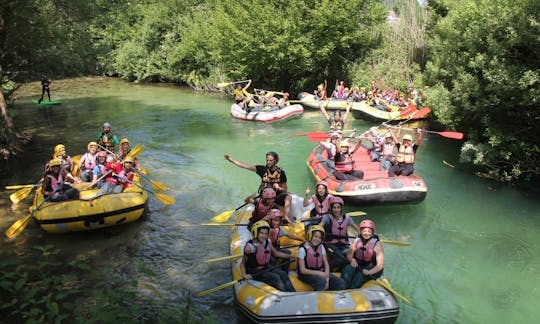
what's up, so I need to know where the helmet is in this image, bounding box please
[120,138,130,145]
[88,141,98,150]
[329,196,344,207]
[339,140,350,149]
[330,131,340,139]
[97,151,107,158]
[54,144,65,154]
[103,122,112,128]
[317,180,328,189]
[266,151,279,163]
[307,225,325,241]
[402,134,413,142]
[48,159,61,167]
[122,156,134,165]
[262,188,276,199]
[360,219,376,231]
[385,132,392,138]
[251,220,270,237]
[265,209,282,220]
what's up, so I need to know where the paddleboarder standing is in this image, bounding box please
[38,75,52,104]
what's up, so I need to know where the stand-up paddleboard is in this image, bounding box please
[32,99,62,105]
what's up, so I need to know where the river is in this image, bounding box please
[1,77,539,323]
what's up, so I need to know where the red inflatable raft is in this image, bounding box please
[306,141,427,205]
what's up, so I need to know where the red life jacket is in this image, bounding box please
[300,244,324,273]
[46,173,64,195]
[81,153,97,172]
[245,239,272,271]
[252,198,273,222]
[311,194,332,217]
[353,236,379,266]
[325,216,351,245]
[335,153,355,172]
[269,228,280,248]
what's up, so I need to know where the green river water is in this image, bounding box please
[1,77,539,323]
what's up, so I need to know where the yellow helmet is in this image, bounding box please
[87,141,98,150]
[54,144,65,154]
[307,225,325,241]
[251,220,270,237]
[402,134,413,142]
[385,132,392,138]
[120,138,130,145]
[48,159,61,167]
[339,140,350,149]
[122,156,134,165]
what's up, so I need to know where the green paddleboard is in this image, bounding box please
[32,99,62,105]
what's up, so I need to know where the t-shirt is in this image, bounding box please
[297,243,327,259]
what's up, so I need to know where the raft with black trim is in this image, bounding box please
[296,92,350,110]
[224,198,400,323]
[306,141,427,205]
[351,101,431,122]
[230,103,303,122]
[30,178,148,234]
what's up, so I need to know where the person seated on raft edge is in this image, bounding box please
[42,159,80,202]
[341,219,384,289]
[118,137,140,168]
[78,141,99,183]
[98,122,120,148]
[224,151,293,224]
[388,127,422,177]
[333,139,365,181]
[265,208,304,273]
[94,156,135,197]
[303,180,335,232]
[245,187,279,230]
[240,220,296,292]
[91,151,109,189]
[319,196,360,271]
[297,225,346,291]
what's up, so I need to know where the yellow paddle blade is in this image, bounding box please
[126,144,144,159]
[139,168,149,175]
[9,186,35,203]
[201,223,236,226]
[204,253,243,263]
[196,280,239,297]
[154,193,175,205]
[346,211,367,217]
[380,239,411,247]
[5,184,35,190]
[211,210,234,223]
[374,278,413,306]
[150,180,168,192]
[217,82,231,88]
[5,215,33,239]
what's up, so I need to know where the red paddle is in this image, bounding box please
[423,130,464,139]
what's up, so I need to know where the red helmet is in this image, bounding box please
[329,196,344,206]
[360,219,376,231]
[265,209,282,220]
[262,188,276,199]
[317,180,328,189]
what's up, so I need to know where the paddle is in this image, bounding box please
[5,184,38,190]
[98,143,144,160]
[126,179,175,205]
[371,277,413,306]
[217,80,250,88]
[134,169,168,192]
[5,191,57,239]
[210,201,249,223]
[386,125,464,140]
[254,88,286,96]
[204,253,243,263]
[9,180,42,204]
[196,259,294,297]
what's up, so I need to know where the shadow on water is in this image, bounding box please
[1,77,540,323]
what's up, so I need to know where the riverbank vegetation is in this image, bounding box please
[1,0,538,180]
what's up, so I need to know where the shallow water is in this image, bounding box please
[1,77,539,323]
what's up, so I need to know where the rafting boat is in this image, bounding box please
[306,141,427,205]
[296,92,350,110]
[224,197,400,323]
[351,101,431,122]
[30,176,148,234]
[230,103,304,122]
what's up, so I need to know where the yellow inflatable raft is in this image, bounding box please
[227,202,400,323]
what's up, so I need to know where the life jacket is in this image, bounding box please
[324,216,350,245]
[311,194,332,217]
[95,163,108,177]
[46,173,64,196]
[329,118,344,131]
[395,144,415,163]
[300,244,324,273]
[81,153,97,172]
[115,168,134,188]
[260,167,283,193]
[382,142,395,157]
[269,228,280,248]
[252,198,274,222]
[335,152,355,172]
[353,235,380,267]
[245,239,272,272]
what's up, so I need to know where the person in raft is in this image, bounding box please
[320,103,351,132]
[297,225,346,291]
[97,122,120,148]
[333,139,365,180]
[224,151,293,224]
[341,219,384,289]
[265,208,304,272]
[240,220,296,292]
[303,180,335,231]
[78,141,99,182]
[38,75,51,103]
[42,159,80,202]
[388,128,422,177]
[245,187,279,230]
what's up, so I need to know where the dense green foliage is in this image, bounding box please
[0,245,215,323]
